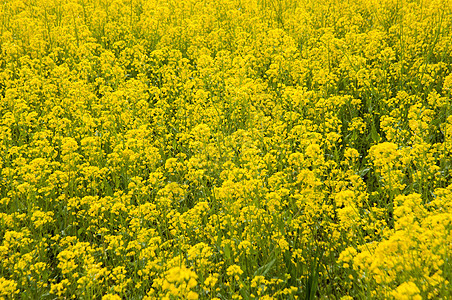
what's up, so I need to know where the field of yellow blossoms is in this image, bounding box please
[1,0,452,299]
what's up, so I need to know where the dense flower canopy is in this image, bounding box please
[0,0,451,299]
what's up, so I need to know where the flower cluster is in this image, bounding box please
[1,0,451,299]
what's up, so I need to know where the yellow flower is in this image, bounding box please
[344,147,360,161]
[0,278,18,297]
[204,274,219,288]
[187,291,199,300]
[391,282,422,300]
[226,264,243,280]
[61,137,79,156]
[102,294,122,300]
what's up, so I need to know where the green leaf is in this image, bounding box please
[358,167,371,177]
[254,256,277,277]
[224,244,231,260]
[305,249,324,300]
[370,125,380,143]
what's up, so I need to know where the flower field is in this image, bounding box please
[1,0,452,298]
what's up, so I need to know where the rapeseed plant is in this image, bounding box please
[0,0,451,298]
